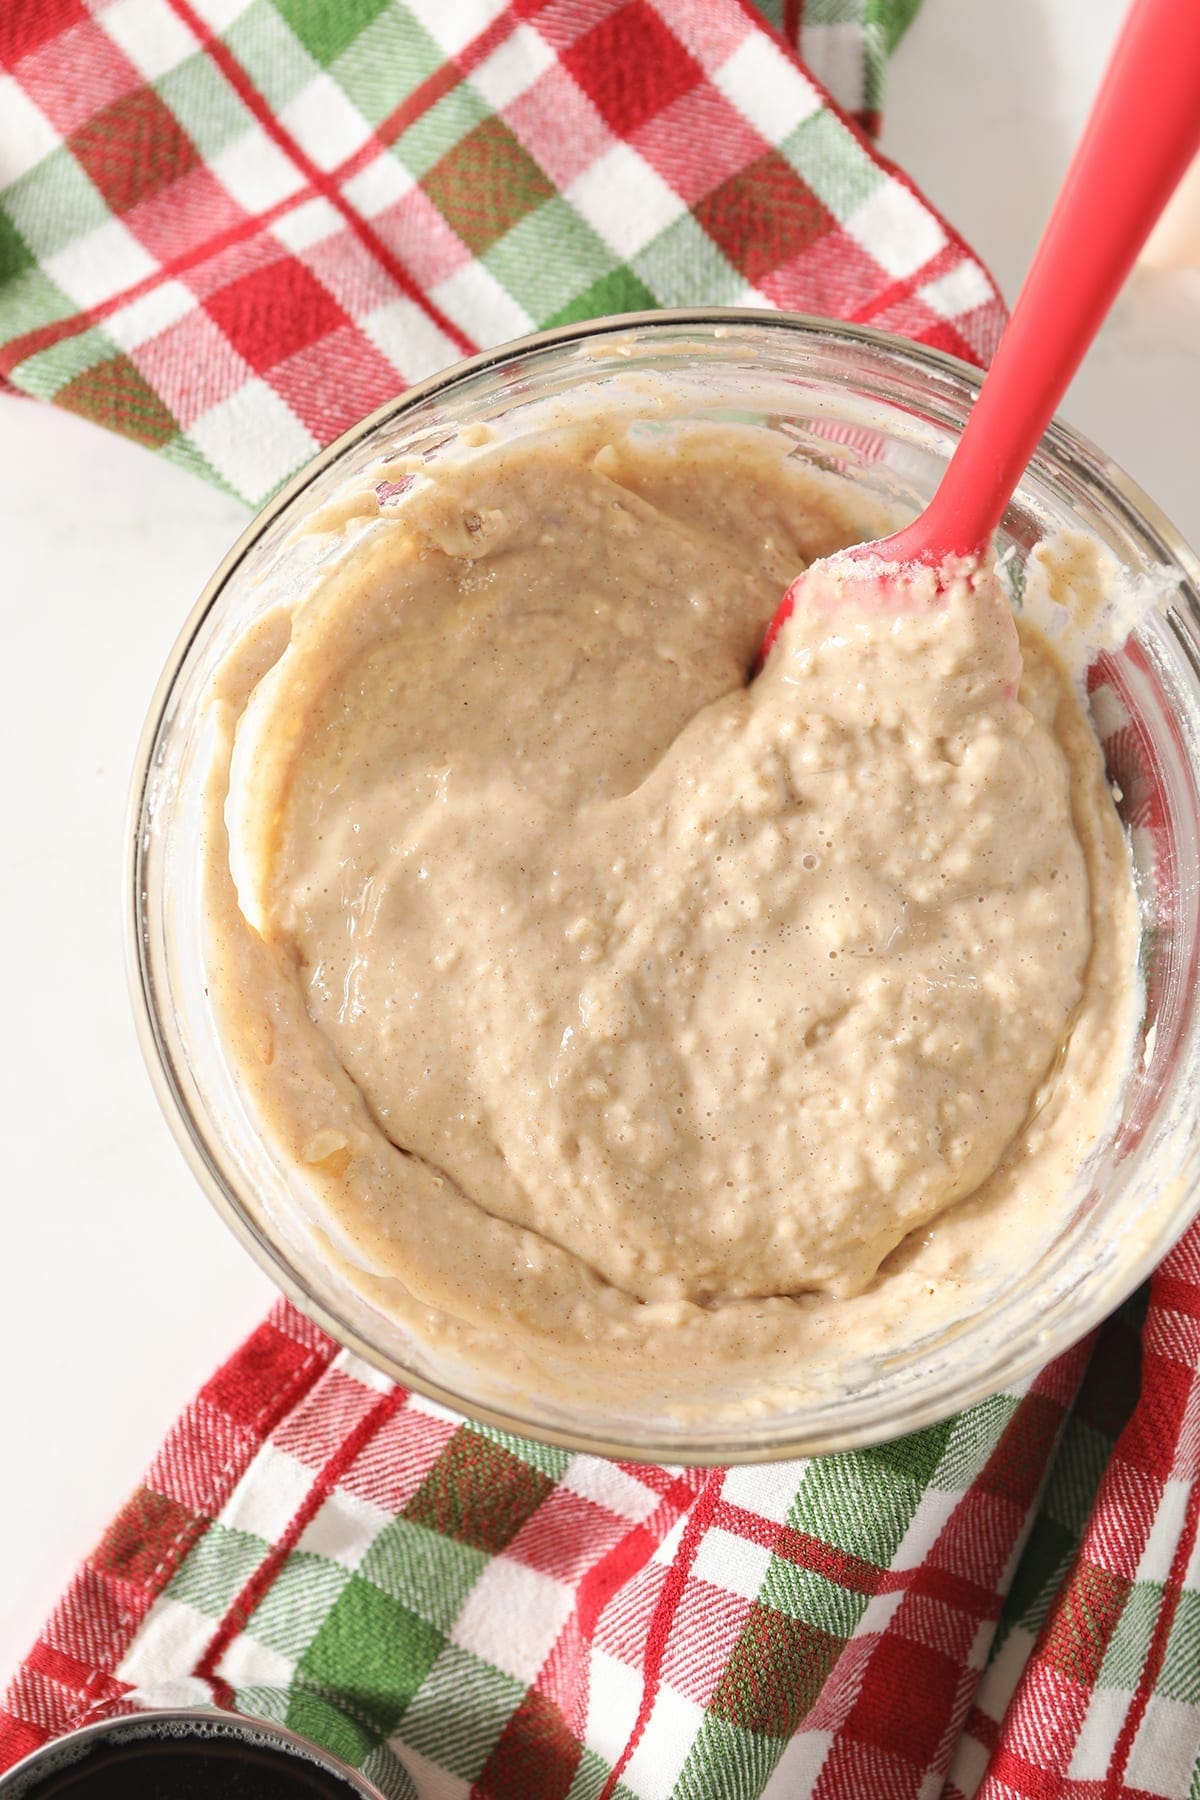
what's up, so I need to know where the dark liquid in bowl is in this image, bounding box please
[14,1735,364,1798]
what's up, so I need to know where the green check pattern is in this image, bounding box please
[6,1276,1197,1799]
[778,0,925,122]
[91,1318,1094,1798]
[0,0,1002,508]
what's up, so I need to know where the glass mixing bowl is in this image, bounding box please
[127,311,1200,1463]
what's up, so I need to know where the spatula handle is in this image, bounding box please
[896,0,1200,564]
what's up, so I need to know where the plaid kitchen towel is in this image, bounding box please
[0,0,1001,506]
[1,1264,1198,1800]
[3,0,1199,1796]
[765,0,924,131]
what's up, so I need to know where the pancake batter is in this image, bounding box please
[204,418,1138,1414]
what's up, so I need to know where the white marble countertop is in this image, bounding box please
[2,0,1198,1687]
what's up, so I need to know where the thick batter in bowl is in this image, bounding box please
[128,313,1200,1461]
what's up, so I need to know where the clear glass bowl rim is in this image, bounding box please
[126,306,1200,1464]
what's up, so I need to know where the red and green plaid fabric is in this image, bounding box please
[2,1260,1199,1797]
[760,0,924,131]
[3,0,1200,1795]
[0,0,1001,508]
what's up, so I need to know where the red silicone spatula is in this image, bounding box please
[761,0,1200,661]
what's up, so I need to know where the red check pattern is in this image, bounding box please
[3,0,1200,1795]
[0,0,1002,506]
[0,1306,339,1770]
[3,1257,1199,1796]
[946,1239,1200,1799]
